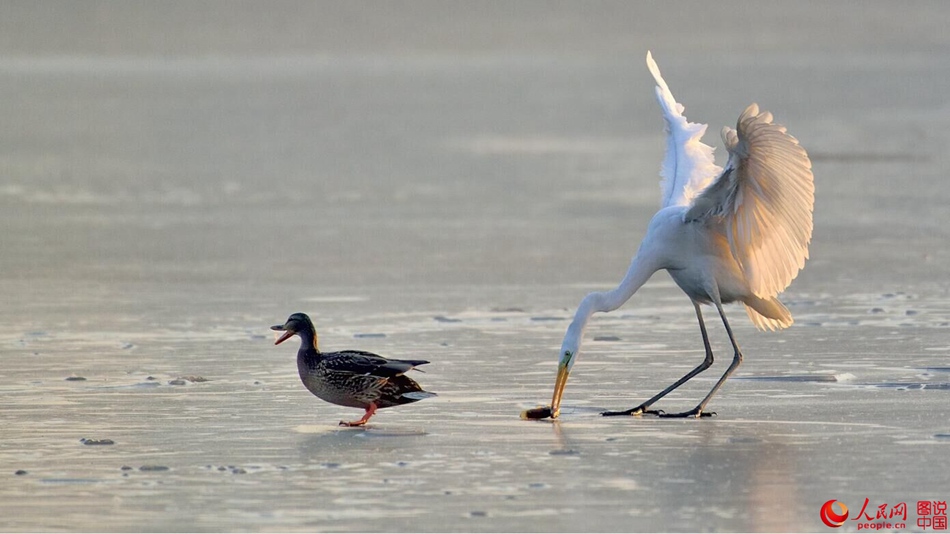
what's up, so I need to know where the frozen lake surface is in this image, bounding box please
[2,2,949,531]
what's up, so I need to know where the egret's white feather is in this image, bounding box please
[647,51,721,209]
[686,103,815,301]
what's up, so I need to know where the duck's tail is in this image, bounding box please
[380,374,437,407]
[400,390,437,401]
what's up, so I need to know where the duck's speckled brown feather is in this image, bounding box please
[298,349,433,409]
[273,313,435,420]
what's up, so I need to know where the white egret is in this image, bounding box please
[541,51,814,419]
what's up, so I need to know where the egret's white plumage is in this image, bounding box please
[648,51,721,209]
[546,51,814,419]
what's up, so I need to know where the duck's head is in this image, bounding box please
[271,312,317,347]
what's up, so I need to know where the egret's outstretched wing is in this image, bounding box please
[647,51,722,209]
[685,104,815,298]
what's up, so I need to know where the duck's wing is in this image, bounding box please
[684,104,815,299]
[323,351,427,379]
[647,51,722,209]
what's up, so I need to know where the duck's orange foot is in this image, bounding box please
[338,403,377,427]
[339,419,367,427]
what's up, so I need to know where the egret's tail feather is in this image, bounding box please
[744,296,792,331]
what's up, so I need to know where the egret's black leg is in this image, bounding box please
[603,301,714,417]
[660,301,742,418]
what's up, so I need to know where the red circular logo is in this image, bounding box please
[820,499,849,528]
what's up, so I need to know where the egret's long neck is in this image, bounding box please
[561,254,659,361]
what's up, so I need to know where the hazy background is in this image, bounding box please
[2,1,948,292]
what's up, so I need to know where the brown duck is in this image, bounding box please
[271,312,435,426]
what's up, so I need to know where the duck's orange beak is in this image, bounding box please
[270,324,295,345]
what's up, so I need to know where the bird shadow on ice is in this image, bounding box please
[294,424,429,456]
[294,424,427,436]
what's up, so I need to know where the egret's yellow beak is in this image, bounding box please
[550,361,570,419]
